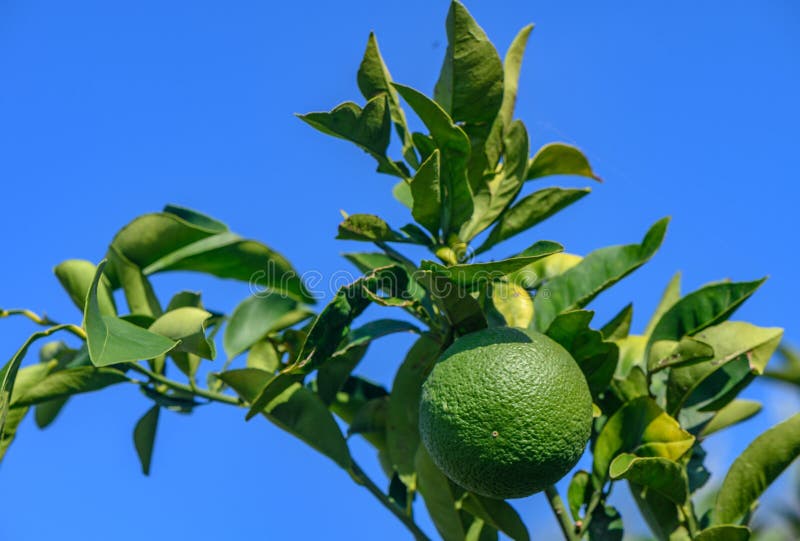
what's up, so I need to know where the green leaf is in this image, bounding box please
[647,279,766,349]
[34,397,68,429]
[587,504,623,541]
[107,208,314,304]
[666,321,782,416]
[695,525,751,541]
[496,24,533,137]
[609,453,688,504]
[648,336,714,373]
[54,259,117,316]
[567,470,591,521]
[713,413,800,525]
[357,32,417,167]
[699,399,761,438]
[337,214,414,243]
[1,325,84,439]
[149,307,216,360]
[460,492,530,541]
[108,245,163,317]
[11,366,129,407]
[593,396,694,487]
[299,94,406,178]
[410,150,442,237]
[434,0,504,125]
[476,187,590,255]
[525,143,601,182]
[534,217,669,330]
[316,318,419,405]
[1,363,53,461]
[421,240,562,289]
[347,396,389,440]
[84,261,178,367]
[601,304,633,341]
[393,83,473,235]
[546,310,618,399]
[415,444,466,541]
[629,483,689,541]
[644,272,682,337]
[489,283,534,329]
[386,333,444,485]
[245,340,282,373]
[133,405,159,476]
[220,369,352,468]
[764,345,800,387]
[223,293,310,359]
[505,252,582,290]
[416,272,488,336]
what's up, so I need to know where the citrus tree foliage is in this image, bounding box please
[2,3,798,540]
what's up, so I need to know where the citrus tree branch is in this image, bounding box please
[349,460,431,541]
[545,485,578,541]
[126,363,242,406]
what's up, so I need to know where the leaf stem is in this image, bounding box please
[681,501,699,538]
[127,363,242,407]
[577,489,603,536]
[545,485,579,541]
[349,460,431,541]
[0,309,87,340]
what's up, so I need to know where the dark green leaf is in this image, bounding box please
[525,143,601,182]
[534,217,669,330]
[393,83,473,235]
[410,150,442,237]
[1,363,52,461]
[647,279,766,349]
[609,453,688,504]
[629,482,689,541]
[1,324,84,438]
[108,244,163,317]
[601,304,633,341]
[34,397,69,429]
[223,293,310,359]
[713,413,800,525]
[133,405,159,475]
[421,240,562,289]
[416,271,488,336]
[546,310,618,399]
[299,94,406,178]
[587,504,623,541]
[84,261,178,367]
[434,0,503,124]
[165,290,203,311]
[387,333,445,485]
[107,209,313,304]
[316,345,369,406]
[357,32,417,166]
[162,204,227,232]
[460,492,530,541]
[54,259,117,316]
[415,444,466,541]
[477,188,590,255]
[347,396,389,438]
[221,369,352,468]
[11,366,129,407]
[337,214,414,243]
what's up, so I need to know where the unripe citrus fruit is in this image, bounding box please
[418,327,592,499]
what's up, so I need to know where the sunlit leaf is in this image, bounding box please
[699,399,761,438]
[525,143,601,182]
[54,259,117,316]
[149,307,216,359]
[695,525,750,541]
[609,453,688,504]
[223,293,310,359]
[534,218,669,330]
[712,413,800,525]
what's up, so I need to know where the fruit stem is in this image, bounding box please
[349,460,432,541]
[545,485,579,541]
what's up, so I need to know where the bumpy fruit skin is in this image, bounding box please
[418,327,592,499]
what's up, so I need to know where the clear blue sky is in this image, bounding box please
[1,1,798,540]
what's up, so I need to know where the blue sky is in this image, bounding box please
[1,1,798,539]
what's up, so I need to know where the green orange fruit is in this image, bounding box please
[418,326,592,499]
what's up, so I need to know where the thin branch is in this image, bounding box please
[545,485,579,541]
[127,363,242,407]
[349,460,431,541]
